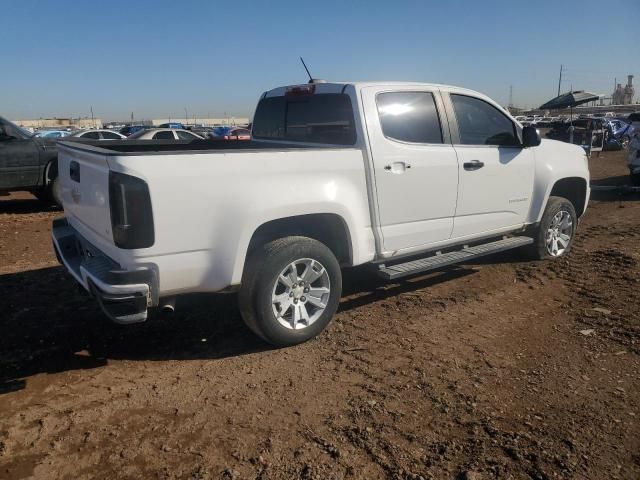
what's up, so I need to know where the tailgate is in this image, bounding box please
[57,142,113,245]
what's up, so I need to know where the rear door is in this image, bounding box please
[443,92,534,238]
[362,87,459,252]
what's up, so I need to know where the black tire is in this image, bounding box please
[34,164,61,206]
[528,196,577,260]
[239,236,342,347]
[631,173,640,186]
[620,136,630,149]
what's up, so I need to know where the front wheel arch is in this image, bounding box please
[548,177,587,218]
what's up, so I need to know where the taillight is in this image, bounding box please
[285,84,315,96]
[109,171,154,249]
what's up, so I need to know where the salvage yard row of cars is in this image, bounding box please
[0,118,252,204]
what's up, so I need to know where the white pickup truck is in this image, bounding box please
[53,81,590,346]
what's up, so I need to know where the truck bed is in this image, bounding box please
[59,139,351,156]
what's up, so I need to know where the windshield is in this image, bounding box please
[0,117,33,139]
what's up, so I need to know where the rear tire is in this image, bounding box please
[34,164,61,206]
[239,236,342,347]
[528,196,577,260]
[620,135,630,149]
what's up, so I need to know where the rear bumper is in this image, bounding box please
[51,217,157,324]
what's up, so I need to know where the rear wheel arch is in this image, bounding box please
[548,177,587,218]
[245,213,353,268]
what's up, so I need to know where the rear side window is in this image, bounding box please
[252,93,356,145]
[376,92,443,144]
[153,131,175,140]
[451,94,519,146]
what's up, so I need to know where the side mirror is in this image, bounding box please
[522,125,541,147]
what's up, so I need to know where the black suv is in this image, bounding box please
[0,117,59,204]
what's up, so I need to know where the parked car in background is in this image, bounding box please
[535,117,554,128]
[127,128,204,140]
[35,130,71,139]
[119,125,151,136]
[627,112,640,130]
[628,133,640,185]
[208,126,251,140]
[188,126,213,138]
[158,122,185,129]
[53,80,589,347]
[603,119,635,149]
[68,130,127,140]
[0,116,60,204]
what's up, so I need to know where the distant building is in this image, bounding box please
[13,117,103,129]
[612,75,635,105]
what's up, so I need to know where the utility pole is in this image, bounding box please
[557,64,563,96]
[508,85,513,109]
[90,106,94,128]
[184,108,188,125]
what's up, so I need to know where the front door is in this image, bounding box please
[0,122,40,190]
[362,87,460,253]
[444,92,535,239]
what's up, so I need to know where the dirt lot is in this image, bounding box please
[1,150,638,480]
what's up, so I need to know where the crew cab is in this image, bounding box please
[52,81,590,346]
[0,116,60,204]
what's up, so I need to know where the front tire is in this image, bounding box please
[529,196,577,260]
[239,236,342,347]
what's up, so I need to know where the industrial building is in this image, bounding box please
[612,75,635,105]
[13,117,103,130]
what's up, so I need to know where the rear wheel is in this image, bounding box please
[239,236,342,347]
[529,196,577,260]
[34,163,61,206]
[620,135,630,149]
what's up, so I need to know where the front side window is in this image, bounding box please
[176,130,197,140]
[376,91,443,144]
[451,94,519,146]
[83,131,100,139]
[153,131,175,140]
[253,93,356,145]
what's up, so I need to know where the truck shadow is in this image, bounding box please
[0,263,483,395]
[0,197,61,214]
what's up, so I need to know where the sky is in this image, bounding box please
[1,0,638,121]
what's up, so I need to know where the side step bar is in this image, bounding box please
[377,236,534,280]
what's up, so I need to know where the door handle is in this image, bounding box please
[463,160,484,171]
[384,162,411,172]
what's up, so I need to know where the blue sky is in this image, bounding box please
[1,0,637,121]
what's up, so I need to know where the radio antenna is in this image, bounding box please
[300,57,313,83]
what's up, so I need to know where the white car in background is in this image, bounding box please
[69,130,126,140]
[35,130,72,138]
[127,128,204,140]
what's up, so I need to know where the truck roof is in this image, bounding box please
[263,81,490,102]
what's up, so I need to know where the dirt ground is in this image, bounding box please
[0,150,638,480]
